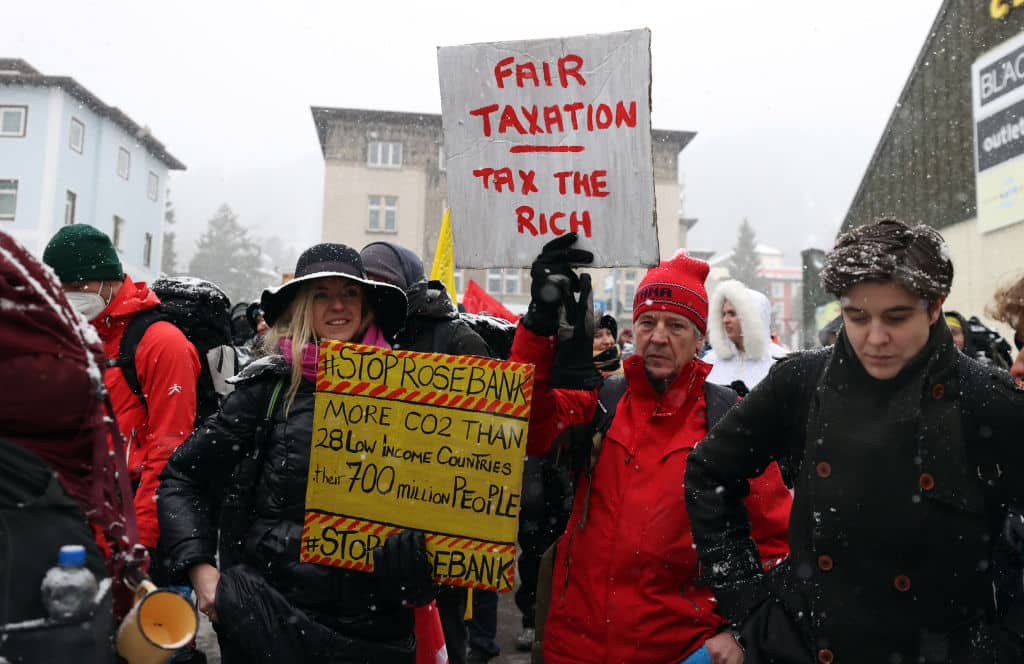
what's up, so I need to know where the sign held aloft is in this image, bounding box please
[438,29,658,268]
[300,341,534,592]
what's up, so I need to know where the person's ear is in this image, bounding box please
[929,297,946,324]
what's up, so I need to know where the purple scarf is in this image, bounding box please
[278,323,391,382]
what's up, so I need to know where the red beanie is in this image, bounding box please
[632,251,710,333]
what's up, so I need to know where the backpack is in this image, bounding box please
[963,315,1014,370]
[437,313,517,360]
[110,276,237,425]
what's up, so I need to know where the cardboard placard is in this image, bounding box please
[438,28,657,267]
[300,341,534,592]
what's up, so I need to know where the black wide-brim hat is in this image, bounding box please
[261,243,408,340]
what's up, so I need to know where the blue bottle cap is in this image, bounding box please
[57,545,86,567]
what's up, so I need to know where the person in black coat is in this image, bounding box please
[157,244,436,664]
[361,240,493,664]
[685,219,1024,663]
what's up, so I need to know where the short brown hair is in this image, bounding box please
[821,218,953,305]
[988,275,1024,331]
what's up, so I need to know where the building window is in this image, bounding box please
[623,270,637,308]
[0,106,27,137]
[487,269,502,294]
[504,269,520,295]
[64,190,77,226]
[143,232,153,267]
[454,269,463,294]
[117,147,130,179]
[147,172,159,201]
[438,145,446,172]
[69,118,85,153]
[0,180,17,220]
[367,195,397,232]
[367,141,402,168]
[112,216,125,250]
[771,282,785,298]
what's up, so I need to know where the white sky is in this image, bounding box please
[4,0,943,267]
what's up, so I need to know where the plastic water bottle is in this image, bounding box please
[40,544,98,621]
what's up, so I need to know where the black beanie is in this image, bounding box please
[598,314,618,340]
[360,242,425,291]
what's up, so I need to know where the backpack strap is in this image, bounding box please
[109,308,167,411]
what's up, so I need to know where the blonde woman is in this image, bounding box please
[158,244,434,663]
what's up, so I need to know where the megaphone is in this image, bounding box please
[116,579,198,664]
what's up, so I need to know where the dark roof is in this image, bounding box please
[310,105,695,157]
[0,59,185,170]
[839,1,1024,233]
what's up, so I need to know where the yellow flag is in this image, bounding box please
[430,208,458,306]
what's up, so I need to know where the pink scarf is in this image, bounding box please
[278,323,391,382]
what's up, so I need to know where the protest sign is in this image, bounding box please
[438,28,657,268]
[300,340,534,592]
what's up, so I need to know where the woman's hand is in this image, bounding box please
[705,630,745,664]
[189,563,221,622]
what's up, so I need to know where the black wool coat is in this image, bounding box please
[685,321,1024,663]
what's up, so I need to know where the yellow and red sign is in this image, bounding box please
[301,340,533,591]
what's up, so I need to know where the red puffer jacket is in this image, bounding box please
[91,276,200,548]
[511,327,791,664]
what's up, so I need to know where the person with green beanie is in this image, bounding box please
[43,225,202,632]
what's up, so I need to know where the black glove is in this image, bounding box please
[522,233,594,336]
[373,529,437,607]
[550,274,602,390]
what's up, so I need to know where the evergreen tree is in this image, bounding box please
[188,204,264,303]
[161,192,178,276]
[728,218,766,292]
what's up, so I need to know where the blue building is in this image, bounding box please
[0,59,185,281]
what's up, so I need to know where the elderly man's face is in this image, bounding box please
[634,311,702,386]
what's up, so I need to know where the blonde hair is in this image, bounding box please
[264,279,374,414]
[988,274,1024,331]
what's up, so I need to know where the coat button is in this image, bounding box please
[817,554,834,571]
[919,473,935,491]
[931,383,945,399]
[816,461,832,478]
[894,575,911,592]
[817,649,835,664]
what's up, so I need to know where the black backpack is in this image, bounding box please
[110,277,236,426]
[963,315,1014,371]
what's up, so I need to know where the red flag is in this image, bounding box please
[462,279,520,323]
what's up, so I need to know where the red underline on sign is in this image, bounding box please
[509,145,586,153]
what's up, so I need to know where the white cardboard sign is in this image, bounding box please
[438,29,658,268]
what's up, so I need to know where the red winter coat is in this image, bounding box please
[511,327,791,664]
[92,276,200,547]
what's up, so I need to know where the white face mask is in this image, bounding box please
[66,282,110,320]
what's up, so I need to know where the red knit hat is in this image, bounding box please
[632,251,711,333]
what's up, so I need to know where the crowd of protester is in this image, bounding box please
[2,217,1024,663]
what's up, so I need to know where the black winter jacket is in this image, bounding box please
[685,321,1024,663]
[394,280,491,357]
[158,356,414,654]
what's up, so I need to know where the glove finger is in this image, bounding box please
[538,232,580,258]
[562,248,595,265]
[577,274,595,338]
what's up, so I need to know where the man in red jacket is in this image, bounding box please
[511,235,792,664]
[43,224,201,562]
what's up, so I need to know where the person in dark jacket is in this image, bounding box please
[157,244,436,664]
[361,240,491,664]
[685,219,1024,663]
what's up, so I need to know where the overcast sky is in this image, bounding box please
[4,0,943,268]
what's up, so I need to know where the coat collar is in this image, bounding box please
[623,352,711,417]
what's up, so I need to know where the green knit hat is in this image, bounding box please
[43,224,124,283]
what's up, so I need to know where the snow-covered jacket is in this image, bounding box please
[511,325,792,663]
[93,276,200,547]
[705,280,787,389]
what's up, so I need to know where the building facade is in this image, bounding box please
[839,1,1024,337]
[312,106,695,325]
[0,59,185,281]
